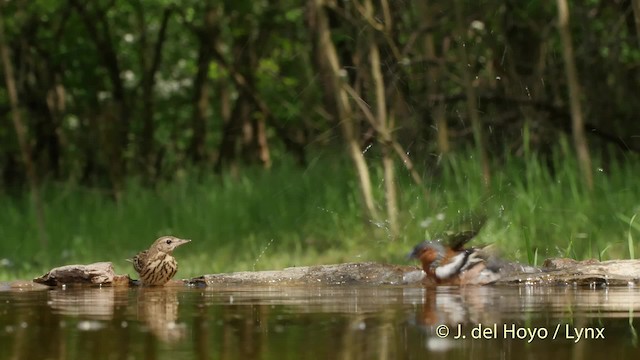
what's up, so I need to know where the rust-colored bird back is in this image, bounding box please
[408,214,496,285]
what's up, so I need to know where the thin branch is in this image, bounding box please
[342,83,425,189]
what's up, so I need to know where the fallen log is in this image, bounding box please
[189,262,423,286]
[33,262,131,286]
[496,258,640,286]
[26,258,640,288]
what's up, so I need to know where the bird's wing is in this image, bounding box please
[447,230,479,250]
[442,212,487,250]
[434,252,469,280]
[131,250,148,273]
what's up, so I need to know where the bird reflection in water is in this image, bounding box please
[137,287,187,343]
[415,286,506,352]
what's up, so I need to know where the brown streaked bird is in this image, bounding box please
[129,236,191,286]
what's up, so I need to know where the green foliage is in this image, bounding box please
[1,147,639,281]
[1,0,639,184]
[618,213,638,260]
[1,0,640,282]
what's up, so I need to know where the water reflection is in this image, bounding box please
[49,286,128,319]
[0,284,640,359]
[137,287,187,343]
[418,286,640,327]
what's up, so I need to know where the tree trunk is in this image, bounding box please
[454,0,491,188]
[236,36,271,170]
[0,10,48,248]
[502,1,549,155]
[205,22,304,170]
[70,0,129,199]
[556,0,593,190]
[365,0,398,237]
[631,0,640,47]
[189,6,217,164]
[253,115,271,169]
[309,0,379,222]
[420,1,449,155]
[214,30,271,173]
[134,3,172,179]
[215,96,248,175]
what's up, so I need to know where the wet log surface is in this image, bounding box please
[32,262,131,287]
[189,262,424,286]
[190,259,640,287]
[21,258,640,288]
[496,258,640,286]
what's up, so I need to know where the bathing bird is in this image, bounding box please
[129,236,191,286]
[408,228,501,286]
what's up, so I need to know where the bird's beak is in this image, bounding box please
[175,238,191,247]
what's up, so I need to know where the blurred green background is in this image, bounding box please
[1,0,639,280]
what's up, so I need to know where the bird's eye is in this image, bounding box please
[166,239,172,245]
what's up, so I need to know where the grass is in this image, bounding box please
[0,143,639,281]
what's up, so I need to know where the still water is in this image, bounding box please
[1,284,639,359]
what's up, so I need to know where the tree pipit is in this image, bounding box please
[130,236,191,286]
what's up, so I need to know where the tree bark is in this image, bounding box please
[70,0,129,199]
[365,0,398,237]
[215,95,248,175]
[454,0,491,188]
[0,9,48,248]
[631,0,640,47]
[214,31,271,173]
[502,1,549,155]
[420,1,449,155]
[43,74,66,178]
[189,5,216,164]
[556,0,593,190]
[209,45,306,170]
[235,35,270,170]
[309,0,379,222]
[134,2,172,179]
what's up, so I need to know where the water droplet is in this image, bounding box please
[77,321,104,331]
[362,143,373,154]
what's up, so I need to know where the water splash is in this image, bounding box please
[253,238,275,271]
